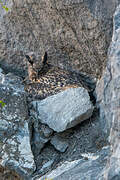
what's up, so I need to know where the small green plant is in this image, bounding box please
[0,0,9,11]
[0,100,5,108]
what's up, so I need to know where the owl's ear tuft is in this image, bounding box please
[25,55,33,65]
[42,52,48,65]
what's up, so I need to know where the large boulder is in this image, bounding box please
[96,5,120,179]
[0,72,36,178]
[0,0,120,78]
[32,87,93,132]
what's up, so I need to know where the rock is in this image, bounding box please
[96,4,120,138]
[0,73,4,83]
[31,131,49,157]
[40,160,54,172]
[35,146,60,176]
[38,146,110,180]
[0,73,36,178]
[50,135,69,153]
[41,124,53,138]
[32,87,93,132]
[29,118,50,157]
[96,5,120,179]
[0,68,3,73]
[1,0,120,78]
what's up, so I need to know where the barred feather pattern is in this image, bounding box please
[24,63,90,100]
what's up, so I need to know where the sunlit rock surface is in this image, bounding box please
[32,87,93,132]
[96,5,120,179]
[37,147,109,180]
[0,72,35,178]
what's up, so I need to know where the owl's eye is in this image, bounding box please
[25,55,30,59]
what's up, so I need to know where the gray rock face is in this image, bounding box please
[41,124,53,138]
[50,135,69,153]
[96,5,120,138]
[31,129,50,157]
[96,5,120,179]
[0,68,3,73]
[0,0,120,78]
[32,87,93,132]
[38,147,110,180]
[29,117,52,157]
[85,0,120,19]
[0,73,35,177]
[31,130,50,157]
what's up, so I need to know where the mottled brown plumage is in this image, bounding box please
[24,52,90,100]
[0,165,22,180]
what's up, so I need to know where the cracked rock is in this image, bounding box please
[32,87,93,132]
[0,72,35,178]
[50,135,69,153]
